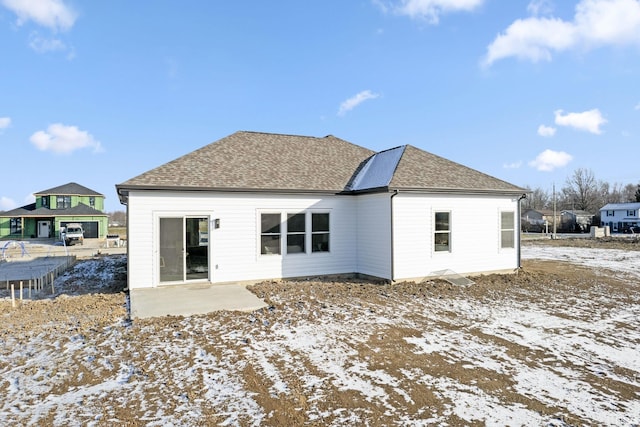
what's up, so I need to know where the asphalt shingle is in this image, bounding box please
[34,182,104,197]
[117,131,525,196]
[391,145,524,193]
[119,131,374,192]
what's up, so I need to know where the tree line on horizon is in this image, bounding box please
[523,168,640,214]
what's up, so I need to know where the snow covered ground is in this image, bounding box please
[0,246,639,426]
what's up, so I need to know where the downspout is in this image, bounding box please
[517,193,527,270]
[390,189,399,282]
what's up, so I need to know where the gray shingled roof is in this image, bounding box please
[118,131,374,192]
[390,145,524,193]
[34,182,104,197]
[117,131,525,199]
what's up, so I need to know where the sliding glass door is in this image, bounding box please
[159,216,209,283]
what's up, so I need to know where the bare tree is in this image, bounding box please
[635,184,640,202]
[108,210,127,226]
[562,168,600,212]
[522,186,550,210]
[622,183,637,202]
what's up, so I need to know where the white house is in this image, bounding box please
[600,202,640,232]
[116,131,527,293]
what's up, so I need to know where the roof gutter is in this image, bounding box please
[115,185,344,205]
[517,193,527,270]
[390,189,399,282]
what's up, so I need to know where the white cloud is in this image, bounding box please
[385,0,484,23]
[537,124,556,137]
[30,123,103,154]
[29,32,68,53]
[503,161,522,169]
[483,0,640,66]
[1,0,77,31]
[528,149,573,171]
[0,196,17,211]
[554,108,607,134]
[338,90,380,116]
[527,0,554,16]
[0,117,11,129]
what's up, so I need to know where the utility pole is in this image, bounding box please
[553,183,557,239]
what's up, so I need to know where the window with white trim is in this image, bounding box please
[501,211,515,248]
[627,210,637,216]
[434,211,450,252]
[261,213,281,255]
[287,213,306,254]
[312,213,330,252]
[259,211,330,256]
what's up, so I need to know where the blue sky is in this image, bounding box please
[1,0,639,213]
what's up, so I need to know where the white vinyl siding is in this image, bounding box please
[356,193,392,280]
[127,190,521,289]
[127,191,356,288]
[392,193,519,280]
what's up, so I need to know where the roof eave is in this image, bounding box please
[116,184,529,202]
[115,184,344,203]
[389,186,530,196]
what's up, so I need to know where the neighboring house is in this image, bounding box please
[599,202,640,232]
[0,182,109,240]
[560,210,594,233]
[116,131,527,291]
[521,208,559,233]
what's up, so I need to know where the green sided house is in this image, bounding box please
[0,182,109,241]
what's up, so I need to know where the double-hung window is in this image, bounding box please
[312,213,330,252]
[500,211,515,248]
[56,196,71,209]
[260,211,331,255]
[434,211,451,252]
[287,213,306,254]
[628,210,636,216]
[261,213,281,255]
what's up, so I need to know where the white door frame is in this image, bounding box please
[156,213,211,285]
[37,220,51,238]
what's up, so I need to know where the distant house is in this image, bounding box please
[560,210,594,233]
[521,208,559,233]
[599,202,640,233]
[116,131,527,292]
[0,183,109,240]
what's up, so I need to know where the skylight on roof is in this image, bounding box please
[348,146,405,191]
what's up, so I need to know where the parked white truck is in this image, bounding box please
[61,223,84,246]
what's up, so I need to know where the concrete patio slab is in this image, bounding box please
[129,283,268,319]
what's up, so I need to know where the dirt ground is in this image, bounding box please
[1,239,638,426]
